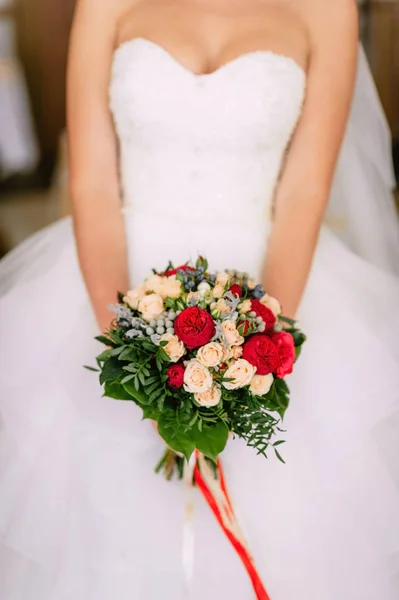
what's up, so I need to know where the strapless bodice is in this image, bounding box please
[109,38,306,228]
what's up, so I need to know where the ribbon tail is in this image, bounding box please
[194,451,271,600]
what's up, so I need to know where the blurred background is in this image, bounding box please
[0,0,398,257]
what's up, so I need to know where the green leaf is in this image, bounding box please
[157,414,196,461]
[95,335,116,347]
[84,365,99,372]
[141,404,159,420]
[274,447,286,463]
[99,357,123,385]
[122,379,150,404]
[103,380,134,401]
[193,420,229,462]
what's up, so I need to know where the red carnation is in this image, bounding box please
[167,363,185,390]
[271,331,295,378]
[174,307,216,349]
[242,334,279,375]
[229,284,243,298]
[250,299,276,332]
[163,265,194,277]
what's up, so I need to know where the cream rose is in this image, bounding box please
[249,373,274,396]
[223,359,256,390]
[260,294,282,317]
[138,293,164,321]
[162,275,183,299]
[124,284,146,310]
[187,291,200,303]
[221,320,244,347]
[194,384,222,408]
[196,342,226,367]
[214,298,230,314]
[239,299,252,314]
[215,272,230,286]
[159,333,185,362]
[212,284,225,299]
[226,345,243,361]
[183,360,213,394]
[144,274,164,294]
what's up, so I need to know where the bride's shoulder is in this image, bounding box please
[297,0,358,39]
[72,0,138,34]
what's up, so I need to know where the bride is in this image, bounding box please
[1,0,399,598]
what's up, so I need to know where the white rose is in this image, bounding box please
[144,274,164,295]
[194,384,222,408]
[159,333,185,362]
[239,299,252,314]
[162,275,183,299]
[223,359,256,390]
[260,294,282,317]
[249,373,274,396]
[197,281,211,297]
[138,293,164,321]
[124,284,146,310]
[196,342,226,367]
[212,284,225,299]
[216,272,230,286]
[184,360,213,394]
[221,320,244,347]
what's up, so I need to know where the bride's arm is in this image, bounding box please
[262,0,358,318]
[67,0,129,331]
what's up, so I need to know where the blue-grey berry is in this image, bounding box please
[149,320,157,328]
[166,327,174,335]
[258,322,266,332]
[157,318,165,327]
[156,326,165,335]
[255,316,263,324]
[168,310,176,320]
[165,319,173,328]
[249,311,257,318]
[146,327,155,336]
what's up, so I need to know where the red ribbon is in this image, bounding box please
[193,451,271,600]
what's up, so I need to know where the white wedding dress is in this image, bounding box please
[1,39,399,600]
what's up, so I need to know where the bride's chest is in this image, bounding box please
[109,40,306,151]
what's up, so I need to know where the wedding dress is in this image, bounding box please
[0,39,399,600]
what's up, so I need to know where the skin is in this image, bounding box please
[67,0,358,329]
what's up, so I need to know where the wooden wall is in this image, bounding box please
[368,0,399,138]
[13,0,76,184]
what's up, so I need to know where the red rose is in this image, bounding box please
[163,265,194,277]
[167,363,185,389]
[229,284,243,298]
[271,331,295,378]
[174,307,216,349]
[242,334,279,375]
[237,318,251,335]
[250,299,276,332]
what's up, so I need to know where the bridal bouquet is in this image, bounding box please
[91,257,305,600]
[93,256,305,463]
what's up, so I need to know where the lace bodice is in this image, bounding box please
[109,38,306,228]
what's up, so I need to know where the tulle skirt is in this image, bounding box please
[0,213,399,600]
